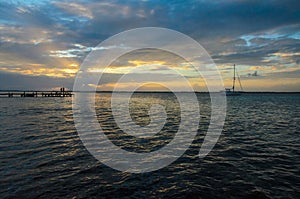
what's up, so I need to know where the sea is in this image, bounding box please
[0,93,299,198]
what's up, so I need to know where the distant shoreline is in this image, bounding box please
[0,90,300,94]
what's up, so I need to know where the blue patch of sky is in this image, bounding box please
[288,31,300,40]
[10,0,49,5]
[0,19,19,26]
[239,33,288,47]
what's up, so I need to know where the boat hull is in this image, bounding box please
[226,92,241,96]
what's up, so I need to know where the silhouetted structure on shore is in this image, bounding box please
[0,88,73,98]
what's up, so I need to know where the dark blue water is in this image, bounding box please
[0,93,299,198]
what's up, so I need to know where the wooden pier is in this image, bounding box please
[0,88,73,98]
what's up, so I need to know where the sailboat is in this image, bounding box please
[225,64,243,96]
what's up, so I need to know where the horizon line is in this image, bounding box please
[0,90,300,94]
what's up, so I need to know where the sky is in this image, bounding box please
[0,0,300,91]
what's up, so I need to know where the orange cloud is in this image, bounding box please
[249,66,265,71]
[128,60,166,66]
[272,52,300,57]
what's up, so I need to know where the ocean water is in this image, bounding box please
[0,93,299,198]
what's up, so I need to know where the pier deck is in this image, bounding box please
[0,90,73,98]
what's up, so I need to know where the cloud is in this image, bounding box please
[0,71,74,90]
[49,44,132,58]
[0,0,300,91]
[53,2,93,19]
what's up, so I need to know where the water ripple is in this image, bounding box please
[0,93,299,198]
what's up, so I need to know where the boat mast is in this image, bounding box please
[236,70,244,91]
[232,64,236,92]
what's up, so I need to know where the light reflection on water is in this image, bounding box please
[0,93,299,198]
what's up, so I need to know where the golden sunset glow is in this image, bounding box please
[128,60,166,66]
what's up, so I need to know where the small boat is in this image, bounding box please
[225,88,242,96]
[225,64,243,96]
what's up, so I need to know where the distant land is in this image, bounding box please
[1,90,300,94]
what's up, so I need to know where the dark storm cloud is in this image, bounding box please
[74,0,300,42]
[2,0,300,41]
[2,0,300,53]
